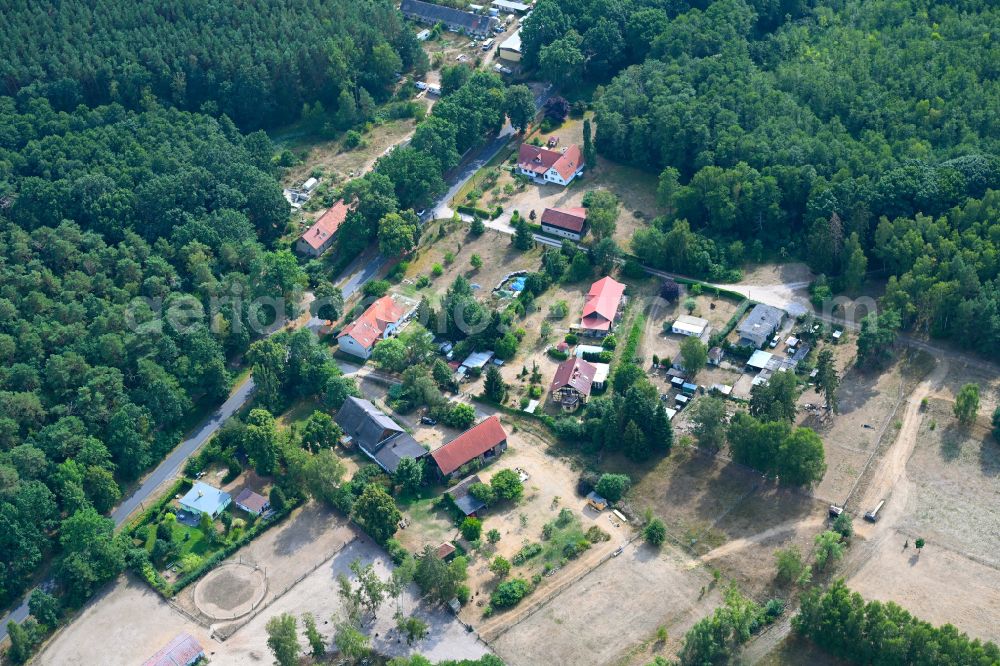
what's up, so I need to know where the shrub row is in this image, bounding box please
[457,204,503,220]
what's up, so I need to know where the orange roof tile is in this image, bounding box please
[300,199,351,251]
[431,415,507,476]
[337,296,405,349]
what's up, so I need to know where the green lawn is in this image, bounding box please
[171,521,213,557]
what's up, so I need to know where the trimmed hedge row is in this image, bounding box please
[709,299,755,347]
[457,204,503,220]
[126,478,191,533]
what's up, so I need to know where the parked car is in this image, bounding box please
[420,416,438,426]
[493,64,512,75]
[415,81,428,90]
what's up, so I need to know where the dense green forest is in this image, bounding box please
[794,580,1000,664]
[522,0,1000,353]
[0,0,426,129]
[0,97,310,609]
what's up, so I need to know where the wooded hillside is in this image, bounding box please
[0,0,426,129]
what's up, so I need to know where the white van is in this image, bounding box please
[481,38,495,51]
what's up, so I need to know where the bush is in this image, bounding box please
[363,279,390,298]
[343,130,363,150]
[595,473,631,502]
[547,347,569,361]
[644,518,667,547]
[512,542,542,565]
[431,264,444,277]
[564,333,579,345]
[386,539,410,565]
[460,517,482,541]
[490,578,531,608]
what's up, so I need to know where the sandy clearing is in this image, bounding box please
[848,537,1000,643]
[490,541,722,666]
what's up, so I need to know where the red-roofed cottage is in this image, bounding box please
[431,415,508,478]
[576,276,626,337]
[296,199,351,257]
[549,357,596,411]
[517,144,584,186]
[337,295,406,359]
[540,207,587,241]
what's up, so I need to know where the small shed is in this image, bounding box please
[575,344,605,358]
[436,542,457,560]
[708,347,724,366]
[461,350,495,370]
[234,488,270,516]
[586,491,608,511]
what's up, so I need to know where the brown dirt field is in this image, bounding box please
[848,537,1000,644]
[33,575,215,666]
[36,540,489,666]
[280,117,423,188]
[841,357,1000,644]
[896,397,999,565]
[805,356,917,505]
[193,564,266,620]
[490,541,723,666]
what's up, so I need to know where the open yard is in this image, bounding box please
[171,501,357,637]
[401,218,543,309]
[35,536,489,666]
[394,425,626,633]
[490,540,723,666]
[805,352,930,506]
[460,113,662,248]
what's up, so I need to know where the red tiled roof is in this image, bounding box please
[300,199,351,251]
[143,633,204,666]
[550,357,596,397]
[541,207,587,233]
[431,415,507,476]
[517,144,560,175]
[517,144,584,180]
[552,144,583,181]
[338,295,405,349]
[580,276,625,331]
[436,542,456,559]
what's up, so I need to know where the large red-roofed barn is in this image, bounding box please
[431,415,508,478]
[576,276,626,337]
[540,207,588,241]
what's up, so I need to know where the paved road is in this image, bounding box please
[433,86,552,221]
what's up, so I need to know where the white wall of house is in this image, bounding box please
[541,224,582,241]
[338,335,373,359]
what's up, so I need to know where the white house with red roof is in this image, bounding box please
[296,199,351,257]
[431,415,508,478]
[576,276,626,337]
[516,144,584,186]
[540,206,588,241]
[337,295,406,359]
